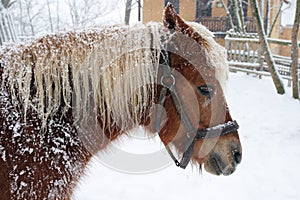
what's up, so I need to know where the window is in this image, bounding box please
[164,0,179,13]
[196,0,212,19]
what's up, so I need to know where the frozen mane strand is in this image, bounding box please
[0,21,229,131]
[186,21,229,90]
[0,4,242,198]
[0,23,170,130]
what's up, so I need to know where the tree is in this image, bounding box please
[1,0,15,8]
[67,0,116,28]
[268,0,283,37]
[291,0,300,99]
[8,0,119,37]
[236,0,245,33]
[125,0,141,25]
[229,0,244,32]
[125,0,132,25]
[268,0,291,37]
[13,0,45,37]
[225,0,288,36]
[250,0,285,94]
[0,0,17,45]
[220,0,246,33]
[46,0,53,32]
[56,0,59,30]
[220,0,235,30]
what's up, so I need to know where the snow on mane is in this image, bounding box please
[186,21,229,90]
[0,21,228,130]
[0,23,169,129]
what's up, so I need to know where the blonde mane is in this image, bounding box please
[1,23,169,129]
[186,21,229,90]
[0,22,228,130]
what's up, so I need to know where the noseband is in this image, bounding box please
[155,58,239,169]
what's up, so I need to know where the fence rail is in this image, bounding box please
[195,17,257,33]
[225,32,300,86]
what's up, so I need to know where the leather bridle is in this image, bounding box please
[155,54,239,169]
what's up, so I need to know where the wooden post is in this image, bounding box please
[257,44,264,79]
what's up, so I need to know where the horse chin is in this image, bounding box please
[203,159,235,176]
[202,150,241,176]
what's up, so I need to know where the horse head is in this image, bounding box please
[149,3,242,176]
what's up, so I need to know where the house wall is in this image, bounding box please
[142,0,295,58]
[268,0,281,55]
[143,0,196,22]
[179,0,196,21]
[143,0,164,22]
[279,26,300,57]
[212,0,227,17]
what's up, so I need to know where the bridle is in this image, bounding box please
[155,52,239,169]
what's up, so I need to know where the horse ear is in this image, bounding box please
[163,3,207,45]
[163,3,191,33]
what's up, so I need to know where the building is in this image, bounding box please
[143,0,297,57]
[143,0,196,23]
[143,0,281,35]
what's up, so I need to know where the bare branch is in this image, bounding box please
[125,0,132,25]
[291,0,300,99]
[268,1,283,37]
[221,0,235,30]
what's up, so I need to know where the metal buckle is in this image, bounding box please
[160,74,176,88]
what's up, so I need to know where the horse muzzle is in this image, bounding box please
[204,146,242,176]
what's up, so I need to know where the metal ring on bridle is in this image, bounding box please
[160,74,176,88]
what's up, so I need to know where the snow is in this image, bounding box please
[73,72,300,200]
[281,0,296,27]
[229,62,260,68]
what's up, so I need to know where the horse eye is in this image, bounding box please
[197,85,214,97]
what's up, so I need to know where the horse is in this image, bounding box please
[0,3,242,200]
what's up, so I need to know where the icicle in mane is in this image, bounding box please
[0,21,228,132]
[0,23,170,130]
[0,4,242,199]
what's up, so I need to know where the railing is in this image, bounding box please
[244,18,257,33]
[196,17,228,32]
[195,17,257,33]
[225,32,300,86]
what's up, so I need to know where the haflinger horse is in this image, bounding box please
[0,3,242,200]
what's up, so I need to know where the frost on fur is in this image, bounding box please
[0,22,228,131]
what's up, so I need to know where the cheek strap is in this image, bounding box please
[155,64,239,169]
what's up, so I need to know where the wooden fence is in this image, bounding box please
[225,32,300,86]
[195,17,257,33]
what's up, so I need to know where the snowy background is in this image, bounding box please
[73,72,300,200]
[281,0,297,26]
[67,1,299,199]
[8,0,296,37]
[3,1,299,199]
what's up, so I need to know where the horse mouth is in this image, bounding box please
[204,152,239,176]
[209,157,223,175]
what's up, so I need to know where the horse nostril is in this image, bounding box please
[233,151,242,164]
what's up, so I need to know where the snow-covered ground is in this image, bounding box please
[73,72,300,200]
